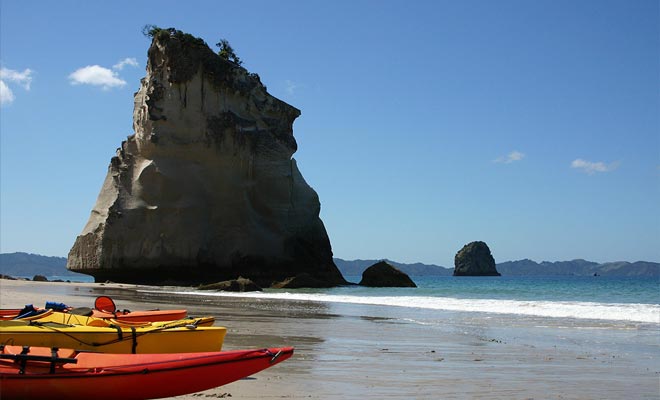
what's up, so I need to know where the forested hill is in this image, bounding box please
[334,258,660,277]
[496,259,660,277]
[333,258,452,277]
[0,252,74,277]
[1,253,657,278]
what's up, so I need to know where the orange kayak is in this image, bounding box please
[90,296,188,323]
[2,296,188,323]
[0,345,294,400]
[0,307,188,323]
[89,308,188,323]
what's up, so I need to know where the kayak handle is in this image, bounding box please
[269,350,282,364]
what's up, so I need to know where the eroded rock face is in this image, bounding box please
[453,241,500,276]
[359,261,417,287]
[67,30,346,287]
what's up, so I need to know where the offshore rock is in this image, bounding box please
[67,29,347,288]
[359,261,417,287]
[453,241,501,276]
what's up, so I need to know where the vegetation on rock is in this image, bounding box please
[215,39,242,66]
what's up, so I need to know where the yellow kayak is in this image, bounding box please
[10,308,215,328]
[0,319,226,354]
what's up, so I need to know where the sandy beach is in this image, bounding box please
[1,278,658,399]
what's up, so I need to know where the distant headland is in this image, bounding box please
[335,258,659,278]
[2,252,658,280]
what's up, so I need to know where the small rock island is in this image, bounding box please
[453,241,501,276]
[67,28,346,288]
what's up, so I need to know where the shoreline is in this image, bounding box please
[1,279,658,399]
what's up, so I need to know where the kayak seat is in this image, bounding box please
[69,307,93,316]
[94,296,116,313]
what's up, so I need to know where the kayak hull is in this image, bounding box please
[0,346,294,400]
[0,320,226,354]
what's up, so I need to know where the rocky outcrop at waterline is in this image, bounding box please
[359,261,417,287]
[67,28,347,288]
[198,277,262,292]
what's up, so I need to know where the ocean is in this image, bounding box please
[40,273,660,324]
[153,275,660,325]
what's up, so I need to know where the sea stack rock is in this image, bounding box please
[359,261,417,287]
[67,28,346,288]
[453,241,501,276]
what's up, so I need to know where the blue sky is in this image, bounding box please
[1,0,658,267]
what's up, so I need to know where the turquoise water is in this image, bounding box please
[36,273,658,324]
[16,274,95,283]
[340,275,660,304]
[163,275,660,324]
[44,273,658,305]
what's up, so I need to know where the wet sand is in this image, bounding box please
[1,279,658,399]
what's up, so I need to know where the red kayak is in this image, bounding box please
[0,345,294,400]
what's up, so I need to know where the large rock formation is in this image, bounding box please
[67,29,347,287]
[453,241,500,276]
[359,261,417,287]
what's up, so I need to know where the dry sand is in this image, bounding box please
[1,278,658,399]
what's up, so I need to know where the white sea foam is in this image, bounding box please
[146,289,660,324]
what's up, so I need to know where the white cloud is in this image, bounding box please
[0,67,33,106]
[1,67,33,90]
[571,158,619,175]
[69,65,126,89]
[113,57,138,70]
[0,80,15,105]
[284,79,299,95]
[69,57,138,90]
[494,150,525,164]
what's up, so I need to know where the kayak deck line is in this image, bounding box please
[0,345,78,374]
[0,319,227,354]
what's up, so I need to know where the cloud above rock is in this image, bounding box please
[113,57,138,70]
[69,58,138,90]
